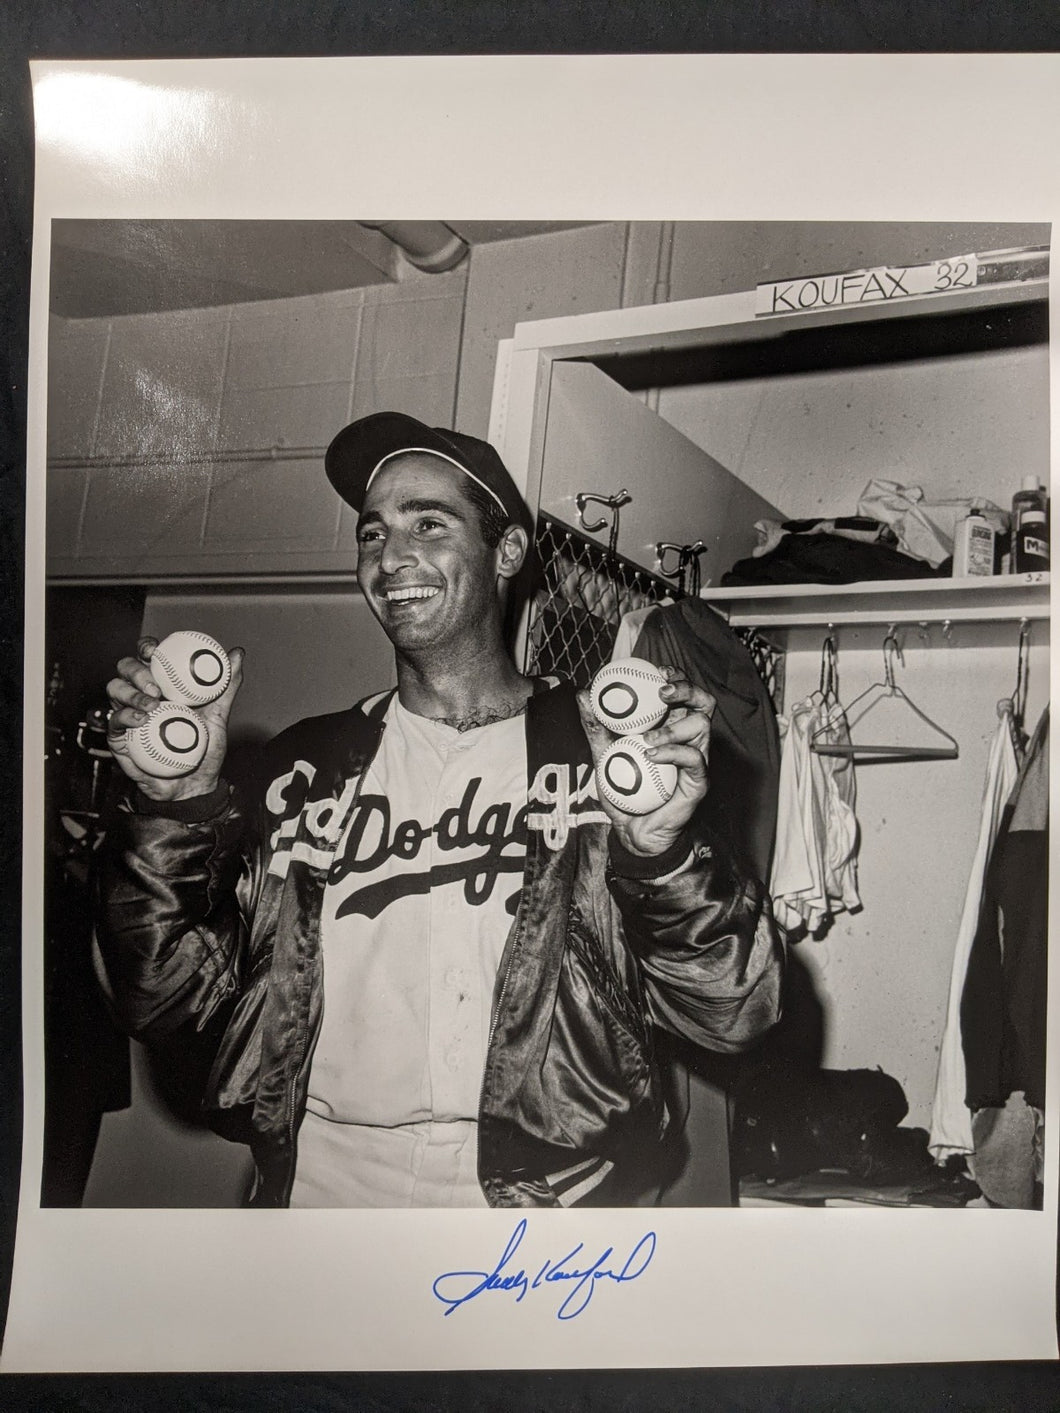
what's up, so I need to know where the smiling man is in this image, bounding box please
[97,411,783,1208]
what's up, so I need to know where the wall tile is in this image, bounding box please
[455,223,627,438]
[227,284,367,320]
[362,266,465,308]
[351,290,463,426]
[78,464,212,561]
[94,311,229,460]
[217,381,351,451]
[359,293,462,377]
[348,370,456,431]
[204,456,342,552]
[335,500,361,551]
[45,465,88,559]
[47,318,109,459]
[141,590,393,744]
[224,301,362,389]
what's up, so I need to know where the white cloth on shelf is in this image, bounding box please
[769,693,861,934]
[928,708,1020,1162]
[856,478,1004,568]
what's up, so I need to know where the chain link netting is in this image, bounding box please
[525,515,784,710]
[525,517,672,688]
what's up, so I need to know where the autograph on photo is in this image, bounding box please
[432,1218,657,1321]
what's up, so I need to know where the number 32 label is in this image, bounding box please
[933,257,977,291]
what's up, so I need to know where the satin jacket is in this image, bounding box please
[95,678,783,1207]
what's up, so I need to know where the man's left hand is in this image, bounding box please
[577,667,715,858]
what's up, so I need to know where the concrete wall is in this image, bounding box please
[47,269,467,577]
[659,345,1049,534]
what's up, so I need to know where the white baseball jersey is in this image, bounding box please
[289,696,528,1207]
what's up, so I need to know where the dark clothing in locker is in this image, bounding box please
[43,823,131,1206]
[961,708,1049,1112]
[42,586,143,1205]
[633,597,781,881]
[721,532,946,589]
[632,598,784,1209]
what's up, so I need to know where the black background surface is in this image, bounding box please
[2,3,1059,1408]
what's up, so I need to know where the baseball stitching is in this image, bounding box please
[599,742,674,812]
[152,653,185,695]
[591,663,667,733]
[131,710,205,769]
[154,634,227,699]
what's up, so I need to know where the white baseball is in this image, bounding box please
[125,702,210,779]
[150,631,232,707]
[589,657,670,736]
[595,735,678,815]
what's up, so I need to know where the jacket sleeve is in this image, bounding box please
[93,782,257,1047]
[605,826,784,1054]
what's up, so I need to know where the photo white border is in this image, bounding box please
[6,53,1059,1372]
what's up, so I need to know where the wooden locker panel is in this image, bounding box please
[539,360,784,584]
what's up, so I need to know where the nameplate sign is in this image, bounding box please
[755,255,979,316]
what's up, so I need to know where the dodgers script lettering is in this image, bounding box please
[432,1219,657,1321]
[331,780,528,918]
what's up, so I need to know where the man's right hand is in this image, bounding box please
[106,637,245,802]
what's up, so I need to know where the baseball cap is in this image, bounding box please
[325,411,537,542]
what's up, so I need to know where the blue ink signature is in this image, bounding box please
[432,1218,657,1321]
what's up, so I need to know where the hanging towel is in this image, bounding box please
[769,694,861,936]
[928,707,1020,1162]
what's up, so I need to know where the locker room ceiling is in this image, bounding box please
[49,219,600,319]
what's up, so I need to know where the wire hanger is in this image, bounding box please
[811,627,959,762]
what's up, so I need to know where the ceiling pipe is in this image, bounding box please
[358,221,469,274]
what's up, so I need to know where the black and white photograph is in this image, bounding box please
[39,215,1051,1217]
[6,55,1059,1375]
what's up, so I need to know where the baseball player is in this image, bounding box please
[97,412,783,1208]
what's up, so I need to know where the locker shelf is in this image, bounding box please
[699,572,1049,628]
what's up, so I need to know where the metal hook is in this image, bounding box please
[883,625,903,688]
[819,625,838,697]
[575,488,631,536]
[657,540,707,595]
[683,541,707,597]
[656,542,685,578]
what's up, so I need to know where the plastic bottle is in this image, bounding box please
[953,512,995,577]
[1011,476,1050,575]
